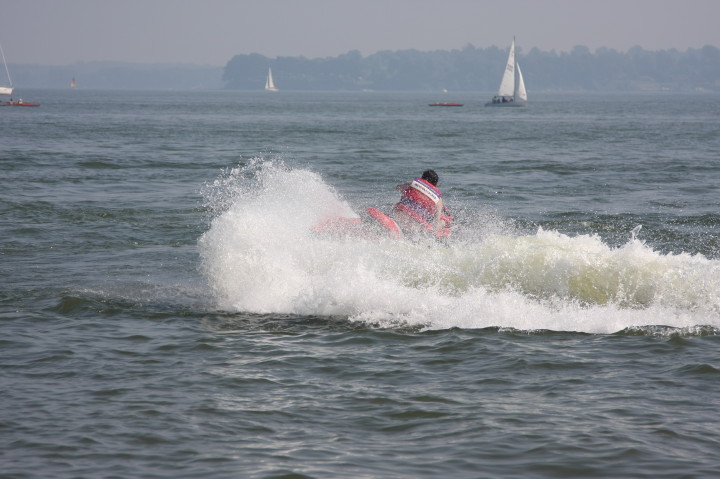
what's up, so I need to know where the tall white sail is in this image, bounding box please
[0,41,13,96]
[497,39,516,97]
[516,63,527,101]
[264,67,278,91]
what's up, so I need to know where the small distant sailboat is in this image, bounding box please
[485,37,527,107]
[71,77,77,89]
[0,41,13,96]
[264,67,278,91]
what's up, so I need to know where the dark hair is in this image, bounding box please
[421,169,439,186]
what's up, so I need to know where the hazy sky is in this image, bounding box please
[2,0,719,66]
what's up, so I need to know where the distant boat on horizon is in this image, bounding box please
[0,41,13,96]
[264,67,278,91]
[71,77,77,88]
[0,41,39,106]
[1,99,39,107]
[485,37,527,107]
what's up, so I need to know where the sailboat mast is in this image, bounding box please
[513,36,518,99]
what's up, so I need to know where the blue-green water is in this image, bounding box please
[2,90,720,478]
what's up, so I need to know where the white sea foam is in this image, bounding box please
[198,160,720,333]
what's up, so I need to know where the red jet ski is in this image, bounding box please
[313,207,452,241]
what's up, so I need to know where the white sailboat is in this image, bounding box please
[0,41,13,96]
[264,67,278,91]
[486,37,527,107]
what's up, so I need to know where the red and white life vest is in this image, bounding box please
[393,178,442,227]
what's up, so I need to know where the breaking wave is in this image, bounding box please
[198,159,720,333]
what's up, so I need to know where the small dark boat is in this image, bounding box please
[429,102,463,107]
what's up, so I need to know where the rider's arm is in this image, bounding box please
[433,197,445,230]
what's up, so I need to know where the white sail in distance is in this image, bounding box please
[516,63,527,101]
[265,67,278,91]
[0,41,13,95]
[497,39,516,98]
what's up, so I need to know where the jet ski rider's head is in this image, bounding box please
[421,169,439,186]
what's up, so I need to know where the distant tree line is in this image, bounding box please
[224,44,720,92]
[8,45,719,92]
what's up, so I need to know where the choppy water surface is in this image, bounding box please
[2,90,719,478]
